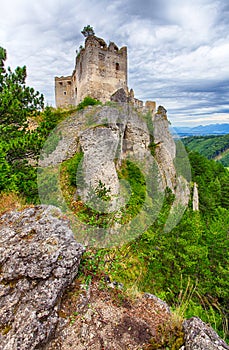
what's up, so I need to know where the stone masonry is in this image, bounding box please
[55,32,156,110]
[55,35,127,107]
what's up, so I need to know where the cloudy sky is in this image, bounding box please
[1,0,229,126]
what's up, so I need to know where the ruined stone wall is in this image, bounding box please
[128,88,156,112]
[74,36,127,104]
[55,76,75,108]
[55,36,128,108]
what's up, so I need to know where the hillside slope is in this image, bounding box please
[182,134,229,166]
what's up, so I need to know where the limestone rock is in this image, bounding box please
[182,317,229,350]
[153,108,176,191]
[193,182,199,211]
[110,88,127,103]
[0,205,84,350]
[77,105,151,212]
[157,105,167,115]
[123,120,150,158]
[38,109,85,168]
[38,104,191,236]
[144,293,171,314]
[79,125,121,211]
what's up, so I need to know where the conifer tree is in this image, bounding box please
[0,47,44,199]
[0,47,44,139]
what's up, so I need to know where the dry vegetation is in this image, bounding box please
[0,192,27,215]
[47,278,184,350]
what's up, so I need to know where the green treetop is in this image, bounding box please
[81,25,95,37]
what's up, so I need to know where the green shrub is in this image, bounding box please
[64,152,84,187]
[76,96,102,111]
[118,160,146,219]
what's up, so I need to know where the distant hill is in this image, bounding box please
[173,123,229,136]
[182,134,229,167]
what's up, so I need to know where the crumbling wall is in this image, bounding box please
[55,35,128,108]
[55,76,75,108]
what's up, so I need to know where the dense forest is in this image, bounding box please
[1,47,229,344]
[182,134,229,167]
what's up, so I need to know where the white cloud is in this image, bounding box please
[0,0,228,126]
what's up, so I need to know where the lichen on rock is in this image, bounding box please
[181,317,229,350]
[0,205,84,350]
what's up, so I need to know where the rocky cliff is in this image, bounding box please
[38,103,191,245]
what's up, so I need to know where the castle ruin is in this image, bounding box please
[55,32,156,111]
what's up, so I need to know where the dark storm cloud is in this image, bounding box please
[0,0,228,126]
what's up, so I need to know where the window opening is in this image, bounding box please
[116,63,120,71]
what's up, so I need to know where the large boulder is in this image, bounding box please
[0,205,84,350]
[181,317,229,350]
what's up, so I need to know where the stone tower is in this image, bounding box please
[55,35,128,108]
